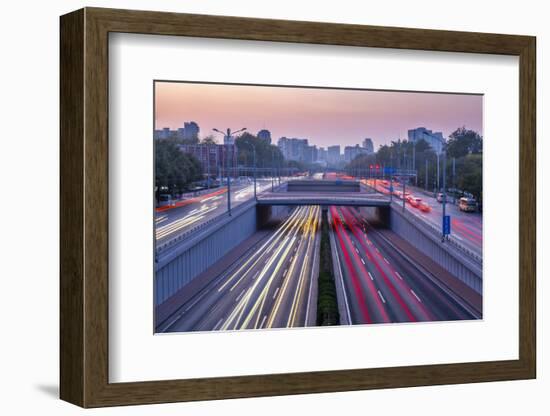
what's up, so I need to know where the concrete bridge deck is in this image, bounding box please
[256,192,391,206]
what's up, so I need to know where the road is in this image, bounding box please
[365,179,482,256]
[160,205,321,332]
[330,205,479,324]
[155,178,275,246]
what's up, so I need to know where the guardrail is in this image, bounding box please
[391,201,482,264]
[155,181,289,256]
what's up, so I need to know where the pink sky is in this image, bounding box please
[155,81,482,149]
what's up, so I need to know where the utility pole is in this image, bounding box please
[389,175,393,203]
[436,152,440,194]
[271,149,275,191]
[412,141,417,186]
[442,150,447,242]
[252,143,257,199]
[452,157,456,203]
[425,159,428,191]
[206,147,210,189]
[402,176,406,212]
[212,126,247,215]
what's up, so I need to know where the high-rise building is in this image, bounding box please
[277,137,309,162]
[317,147,328,162]
[181,121,200,141]
[154,122,200,142]
[178,143,238,175]
[257,129,272,144]
[327,145,341,165]
[303,145,318,164]
[407,127,445,154]
[362,138,374,154]
[344,144,370,162]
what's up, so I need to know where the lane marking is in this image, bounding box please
[283,268,288,277]
[410,289,422,303]
[273,286,280,299]
[396,272,403,280]
[383,257,390,264]
[355,248,359,254]
[368,272,374,281]
[213,318,224,331]
[259,315,267,329]
[377,290,386,304]
[360,258,366,265]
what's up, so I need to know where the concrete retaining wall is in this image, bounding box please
[389,206,482,293]
[155,202,290,306]
[155,204,257,305]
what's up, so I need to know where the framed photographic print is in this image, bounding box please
[60,7,536,408]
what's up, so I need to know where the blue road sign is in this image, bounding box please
[384,167,395,175]
[443,215,451,235]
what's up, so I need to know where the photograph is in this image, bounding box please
[153,81,483,333]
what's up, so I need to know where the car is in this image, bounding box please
[459,197,477,212]
[157,193,175,207]
[409,197,422,208]
[419,202,431,212]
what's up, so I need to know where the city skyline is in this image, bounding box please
[155,81,483,150]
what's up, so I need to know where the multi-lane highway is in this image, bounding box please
[330,205,479,324]
[160,205,320,332]
[365,179,482,256]
[155,179,275,245]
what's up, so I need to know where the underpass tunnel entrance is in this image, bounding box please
[357,206,391,228]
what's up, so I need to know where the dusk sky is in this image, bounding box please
[155,81,483,149]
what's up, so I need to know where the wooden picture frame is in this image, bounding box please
[60,7,536,408]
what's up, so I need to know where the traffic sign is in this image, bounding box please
[384,167,395,174]
[443,215,451,235]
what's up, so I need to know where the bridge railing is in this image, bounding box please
[155,181,290,256]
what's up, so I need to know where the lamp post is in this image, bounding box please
[425,158,428,191]
[271,148,275,191]
[249,142,257,199]
[213,127,247,215]
[442,149,447,242]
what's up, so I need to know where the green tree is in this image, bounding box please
[155,140,202,198]
[446,127,482,158]
[201,134,217,145]
[235,132,284,170]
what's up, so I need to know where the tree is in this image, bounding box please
[201,135,217,145]
[155,140,202,198]
[446,127,482,158]
[235,132,284,170]
[452,153,482,203]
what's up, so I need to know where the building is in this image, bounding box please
[178,143,238,176]
[154,121,200,142]
[277,137,309,162]
[344,144,370,162]
[362,138,374,154]
[257,129,272,144]
[407,127,445,153]
[317,147,328,162]
[154,127,172,140]
[303,145,318,164]
[327,145,341,165]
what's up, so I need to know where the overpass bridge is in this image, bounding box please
[257,179,390,206]
[256,192,390,206]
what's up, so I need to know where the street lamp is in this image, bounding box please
[212,127,246,215]
[248,141,257,199]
